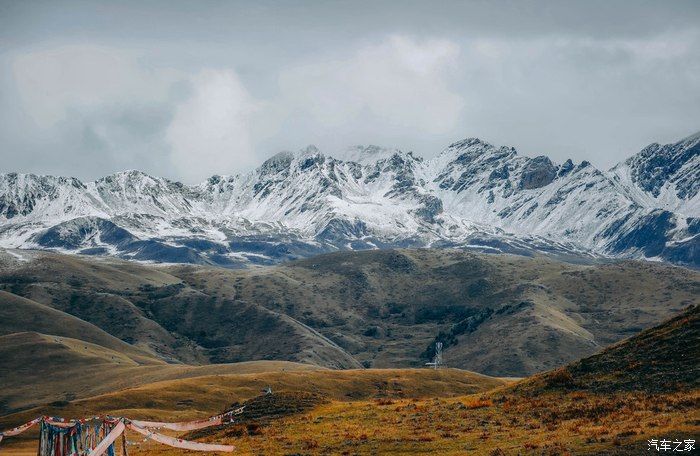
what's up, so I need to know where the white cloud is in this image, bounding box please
[8,46,262,181]
[166,69,260,182]
[11,45,178,128]
[278,35,464,135]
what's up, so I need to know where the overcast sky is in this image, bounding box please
[1,0,699,182]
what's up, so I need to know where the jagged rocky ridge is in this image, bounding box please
[0,132,698,267]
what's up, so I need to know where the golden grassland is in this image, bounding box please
[169,390,699,455]
[0,368,510,454]
[2,387,697,455]
[0,368,506,427]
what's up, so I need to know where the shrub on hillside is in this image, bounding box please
[545,367,574,388]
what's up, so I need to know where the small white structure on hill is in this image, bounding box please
[425,342,443,369]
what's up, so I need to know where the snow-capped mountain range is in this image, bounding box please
[1,132,698,267]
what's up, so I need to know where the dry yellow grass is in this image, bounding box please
[5,389,695,455]
[1,373,697,455]
[0,368,506,425]
[137,390,700,455]
[0,368,509,455]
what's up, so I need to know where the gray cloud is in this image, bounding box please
[1,1,699,182]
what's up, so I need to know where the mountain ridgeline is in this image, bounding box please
[0,132,698,267]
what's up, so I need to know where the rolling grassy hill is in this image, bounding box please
[0,331,321,415]
[0,249,361,368]
[0,290,159,364]
[1,248,697,378]
[0,367,508,432]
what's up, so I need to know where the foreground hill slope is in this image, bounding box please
[183,305,700,455]
[1,249,697,378]
[0,331,320,415]
[515,304,699,394]
[0,367,507,428]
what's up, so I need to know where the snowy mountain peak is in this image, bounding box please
[1,132,698,268]
[611,132,700,213]
[446,137,491,150]
[436,138,517,170]
[259,151,296,176]
[0,172,86,190]
[96,169,169,190]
